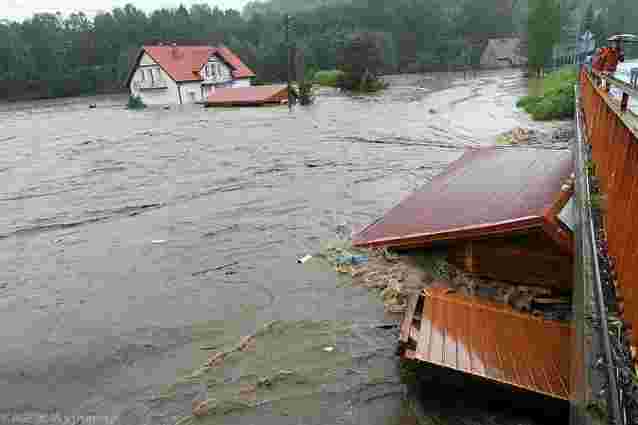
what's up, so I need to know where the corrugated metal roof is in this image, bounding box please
[205,85,288,107]
[402,287,571,400]
[353,147,573,249]
[128,45,255,85]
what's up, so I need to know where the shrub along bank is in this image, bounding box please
[517,67,578,121]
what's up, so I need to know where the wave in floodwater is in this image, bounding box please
[0,70,562,425]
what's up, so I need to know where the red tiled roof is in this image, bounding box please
[205,85,288,107]
[128,45,255,85]
[353,147,573,249]
[215,46,256,79]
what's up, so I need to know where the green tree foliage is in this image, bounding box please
[336,32,387,92]
[4,0,636,100]
[516,66,577,120]
[582,3,595,32]
[527,0,561,75]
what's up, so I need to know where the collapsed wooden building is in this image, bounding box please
[353,147,575,400]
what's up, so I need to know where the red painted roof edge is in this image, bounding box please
[143,47,185,82]
[352,147,574,251]
[215,45,256,78]
[352,216,545,249]
[351,148,484,244]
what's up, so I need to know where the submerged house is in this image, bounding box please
[125,45,255,105]
[480,38,527,68]
[353,147,574,401]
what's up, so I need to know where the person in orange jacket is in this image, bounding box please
[593,40,625,74]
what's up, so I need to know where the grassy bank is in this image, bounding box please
[517,67,578,121]
[314,70,344,87]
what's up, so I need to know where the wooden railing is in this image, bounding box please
[591,69,638,115]
[133,79,168,90]
[580,69,638,349]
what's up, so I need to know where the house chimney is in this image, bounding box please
[171,43,179,58]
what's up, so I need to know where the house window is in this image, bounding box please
[155,68,162,82]
[149,69,154,84]
[140,69,145,81]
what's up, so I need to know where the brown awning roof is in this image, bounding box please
[205,85,288,107]
[353,147,573,250]
[402,287,571,400]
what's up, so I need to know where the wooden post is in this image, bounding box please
[285,14,294,111]
[464,241,474,273]
[621,92,629,113]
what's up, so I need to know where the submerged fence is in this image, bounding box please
[580,70,638,350]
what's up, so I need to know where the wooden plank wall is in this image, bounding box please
[448,231,573,292]
[580,71,638,345]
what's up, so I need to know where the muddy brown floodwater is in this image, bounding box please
[0,70,565,425]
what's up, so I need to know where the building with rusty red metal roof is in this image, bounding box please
[361,148,576,401]
[126,44,256,105]
[204,85,289,107]
[354,147,574,290]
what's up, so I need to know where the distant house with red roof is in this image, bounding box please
[126,44,255,105]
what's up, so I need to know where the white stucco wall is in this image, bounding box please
[232,78,252,88]
[201,55,233,84]
[130,53,181,105]
[139,52,156,66]
[179,81,206,104]
[130,69,181,105]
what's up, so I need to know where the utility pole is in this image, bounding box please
[285,14,294,111]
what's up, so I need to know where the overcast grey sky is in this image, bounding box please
[2,0,251,22]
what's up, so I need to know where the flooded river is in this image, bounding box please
[0,70,563,425]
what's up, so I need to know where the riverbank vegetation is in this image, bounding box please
[517,67,578,120]
[126,94,146,109]
[314,70,343,87]
[336,32,388,93]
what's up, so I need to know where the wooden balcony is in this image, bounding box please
[135,80,168,90]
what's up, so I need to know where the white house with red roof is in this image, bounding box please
[126,44,255,105]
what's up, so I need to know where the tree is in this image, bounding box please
[582,3,594,32]
[527,0,561,76]
[336,32,386,91]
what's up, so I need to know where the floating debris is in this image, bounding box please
[297,255,313,264]
[335,254,368,265]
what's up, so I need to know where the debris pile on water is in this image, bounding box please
[497,123,573,150]
[317,240,571,321]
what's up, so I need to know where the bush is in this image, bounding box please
[127,94,146,110]
[517,67,577,121]
[336,70,388,93]
[314,70,344,87]
[336,32,388,93]
[298,81,315,105]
